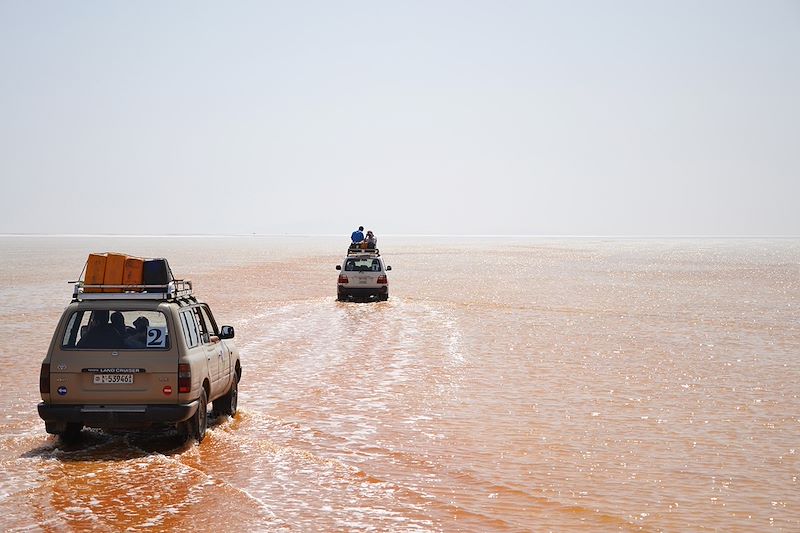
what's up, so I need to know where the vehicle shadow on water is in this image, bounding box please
[20,414,231,461]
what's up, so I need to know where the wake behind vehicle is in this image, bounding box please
[37,253,241,443]
[336,246,391,301]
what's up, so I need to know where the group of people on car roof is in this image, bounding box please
[350,225,377,249]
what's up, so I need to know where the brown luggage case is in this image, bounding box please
[103,253,127,293]
[84,254,107,293]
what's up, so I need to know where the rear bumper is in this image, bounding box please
[38,401,198,430]
[338,286,388,299]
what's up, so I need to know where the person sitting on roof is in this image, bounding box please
[365,230,377,249]
[350,226,365,248]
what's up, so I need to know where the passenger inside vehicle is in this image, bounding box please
[110,311,128,336]
[124,316,150,348]
[76,310,125,349]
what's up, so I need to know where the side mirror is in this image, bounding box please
[386,266,392,271]
[220,325,235,339]
[335,265,341,270]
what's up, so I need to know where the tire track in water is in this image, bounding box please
[225,296,471,529]
[238,296,466,403]
[236,297,467,456]
[185,409,439,531]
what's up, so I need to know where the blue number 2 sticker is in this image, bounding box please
[147,327,167,348]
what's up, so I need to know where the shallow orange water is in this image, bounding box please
[0,235,798,531]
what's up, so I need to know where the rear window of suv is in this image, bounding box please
[61,309,170,350]
[344,258,382,272]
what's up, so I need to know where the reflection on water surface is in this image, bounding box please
[0,236,798,531]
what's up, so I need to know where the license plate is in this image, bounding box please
[93,374,134,384]
[358,278,368,284]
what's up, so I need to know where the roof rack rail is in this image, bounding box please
[347,247,380,256]
[70,279,193,301]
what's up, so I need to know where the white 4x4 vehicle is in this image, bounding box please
[336,247,392,301]
[37,257,241,443]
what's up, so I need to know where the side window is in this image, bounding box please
[180,310,200,348]
[192,307,210,344]
[200,306,218,336]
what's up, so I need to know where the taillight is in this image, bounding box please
[338,275,349,284]
[39,363,50,394]
[377,275,388,284]
[178,364,191,393]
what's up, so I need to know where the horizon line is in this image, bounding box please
[1,232,799,239]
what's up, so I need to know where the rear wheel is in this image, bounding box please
[60,423,82,443]
[183,388,208,443]
[213,376,238,417]
[44,421,64,435]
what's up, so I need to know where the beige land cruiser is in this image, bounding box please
[37,260,241,444]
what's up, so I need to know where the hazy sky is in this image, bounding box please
[1,1,798,236]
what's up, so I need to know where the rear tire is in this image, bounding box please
[45,421,65,435]
[187,388,208,443]
[213,376,238,417]
[61,423,82,443]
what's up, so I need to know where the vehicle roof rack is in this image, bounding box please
[347,247,380,256]
[70,280,194,302]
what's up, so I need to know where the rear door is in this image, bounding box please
[177,307,210,397]
[48,307,179,405]
[346,256,381,288]
[191,305,226,398]
[199,305,231,392]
